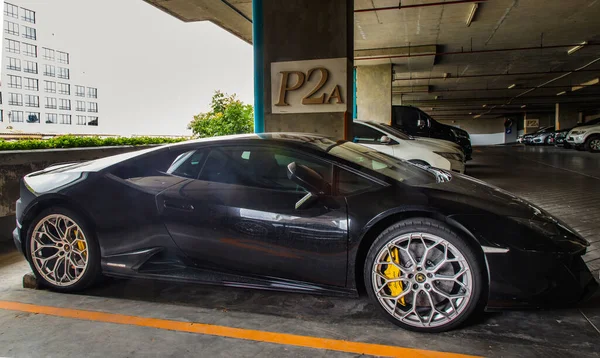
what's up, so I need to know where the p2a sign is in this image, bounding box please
[271,58,348,114]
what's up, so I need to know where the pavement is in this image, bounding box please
[0,145,599,357]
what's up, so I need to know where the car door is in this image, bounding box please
[157,144,349,287]
[352,122,396,156]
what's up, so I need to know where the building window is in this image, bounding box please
[22,25,36,40]
[75,86,86,97]
[4,20,19,35]
[4,3,18,18]
[76,100,86,112]
[26,112,40,123]
[45,97,57,109]
[44,64,55,77]
[7,57,21,71]
[76,115,87,125]
[45,81,56,93]
[42,47,54,61]
[0,110,3,122]
[57,67,70,79]
[88,116,98,126]
[59,99,71,110]
[60,114,71,125]
[23,42,37,57]
[21,8,35,23]
[87,87,98,99]
[7,75,22,89]
[88,102,98,113]
[46,113,58,124]
[6,39,20,53]
[24,77,38,91]
[58,83,70,95]
[9,93,23,106]
[57,51,69,64]
[24,60,37,74]
[25,94,39,107]
[10,111,24,123]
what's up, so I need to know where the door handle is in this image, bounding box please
[164,201,195,211]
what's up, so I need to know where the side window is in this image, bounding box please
[111,148,194,181]
[166,150,206,179]
[393,107,419,129]
[353,123,387,144]
[337,168,380,195]
[198,146,332,191]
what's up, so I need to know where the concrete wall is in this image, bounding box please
[555,103,580,130]
[262,0,354,139]
[0,145,149,242]
[356,64,391,123]
[438,118,507,145]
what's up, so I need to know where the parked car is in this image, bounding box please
[392,106,473,161]
[13,134,597,333]
[520,126,552,145]
[352,121,465,173]
[557,118,600,149]
[566,122,600,152]
[531,126,556,145]
[552,128,573,148]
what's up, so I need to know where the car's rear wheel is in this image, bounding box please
[584,135,600,153]
[364,218,483,333]
[26,208,100,292]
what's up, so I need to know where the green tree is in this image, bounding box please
[188,91,254,138]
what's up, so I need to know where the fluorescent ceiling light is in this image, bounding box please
[473,114,482,119]
[572,77,599,91]
[469,112,473,115]
[557,91,567,96]
[521,105,526,108]
[466,3,478,27]
[508,84,516,89]
[568,41,588,55]
[482,104,487,108]
[435,95,441,100]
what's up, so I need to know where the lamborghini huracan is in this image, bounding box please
[13,133,598,332]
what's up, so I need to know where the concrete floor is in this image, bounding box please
[0,145,599,357]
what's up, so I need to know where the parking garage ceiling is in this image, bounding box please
[144,0,600,120]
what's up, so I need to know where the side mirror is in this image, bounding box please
[417,119,427,129]
[287,162,330,209]
[380,135,392,144]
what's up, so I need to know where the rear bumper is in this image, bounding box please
[13,227,24,255]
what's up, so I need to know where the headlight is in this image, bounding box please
[570,130,585,135]
[434,151,463,161]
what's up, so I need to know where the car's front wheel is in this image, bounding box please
[26,208,100,292]
[585,135,600,153]
[364,218,483,333]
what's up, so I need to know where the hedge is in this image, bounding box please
[0,135,189,151]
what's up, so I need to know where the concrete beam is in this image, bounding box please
[143,0,253,43]
[392,86,430,93]
[354,45,437,59]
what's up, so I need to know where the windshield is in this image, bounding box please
[324,141,436,185]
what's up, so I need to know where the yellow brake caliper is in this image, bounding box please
[383,248,406,306]
[74,229,87,259]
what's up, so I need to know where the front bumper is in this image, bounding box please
[485,248,598,310]
[13,227,24,255]
[567,135,585,145]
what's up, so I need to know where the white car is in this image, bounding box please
[566,123,600,152]
[352,120,466,173]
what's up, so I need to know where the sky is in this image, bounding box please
[12,0,254,136]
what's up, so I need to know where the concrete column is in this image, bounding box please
[260,0,354,140]
[555,103,580,130]
[356,64,392,124]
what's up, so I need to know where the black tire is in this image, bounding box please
[364,218,483,333]
[544,137,551,146]
[584,135,600,153]
[25,207,101,292]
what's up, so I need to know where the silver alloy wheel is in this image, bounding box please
[590,139,600,151]
[30,214,89,287]
[371,233,473,328]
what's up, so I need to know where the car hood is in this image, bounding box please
[412,137,463,153]
[417,171,560,220]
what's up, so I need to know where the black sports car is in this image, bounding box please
[13,133,597,332]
